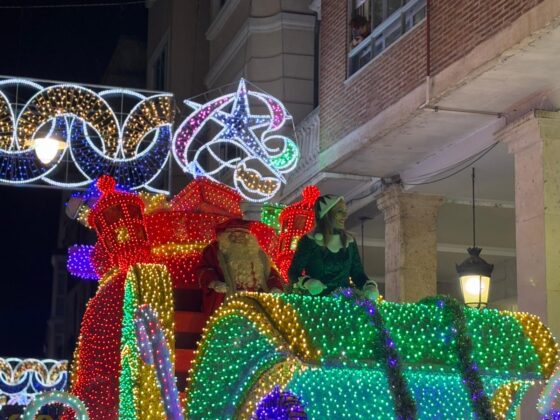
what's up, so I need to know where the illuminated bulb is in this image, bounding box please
[33,137,66,164]
[460,274,490,308]
[463,276,486,295]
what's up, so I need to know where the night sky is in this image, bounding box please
[0,1,147,357]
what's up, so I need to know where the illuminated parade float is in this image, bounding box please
[0,76,559,419]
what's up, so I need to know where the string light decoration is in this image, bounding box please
[538,364,560,418]
[172,79,300,202]
[253,385,307,419]
[260,203,285,233]
[134,304,183,420]
[492,381,531,420]
[68,270,125,419]
[118,264,176,419]
[186,292,559,419]
[0,78,173,191]
[67,245,98,280]
[276,186,320,279]
[87,176,152,273]
[0,358,68,407]
[70,176,246,287]
[22,391,88,420]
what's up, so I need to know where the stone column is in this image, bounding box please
[499,110,560,338]
[499,110,560,420]
[377,185,444,303]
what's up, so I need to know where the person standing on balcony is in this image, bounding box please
[350,15,371,48]
[288,195,379,299]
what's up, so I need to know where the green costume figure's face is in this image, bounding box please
[331,201,348,230]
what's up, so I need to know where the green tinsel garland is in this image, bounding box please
[334,288,417,419]
[419,295,495,420]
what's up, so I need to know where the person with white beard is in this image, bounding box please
[196,219,284,315]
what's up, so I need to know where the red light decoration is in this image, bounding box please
[170,177,242,216]
[66,176,305,417]
[276,186,320,279]
[88,176,151,273]
[249,221,280,265]
[67,271,126,419]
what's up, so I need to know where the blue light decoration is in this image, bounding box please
[173,79,300,202]
[254,385,307,419]
[67,245,98,280]
[0,78,173,192]
[0,358,68,408]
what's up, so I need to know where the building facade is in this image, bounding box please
[293,1,560,417]
[145,1,560,417]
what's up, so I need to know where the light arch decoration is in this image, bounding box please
[172,79,299,202]
[0,78,174,192]
[0,358,68,408]
[22,391,88,420]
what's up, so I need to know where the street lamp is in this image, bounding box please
[32,137,67,164]
[456,168,494,308]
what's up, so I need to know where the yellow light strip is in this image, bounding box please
[126,264,176,419]
[503,310,560,378]
[151,242,208,257]
[491,381,527,419]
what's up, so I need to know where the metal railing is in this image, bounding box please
[292,107,320,178]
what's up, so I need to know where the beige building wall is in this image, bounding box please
[205,0,318,123]
[146,0,210,101]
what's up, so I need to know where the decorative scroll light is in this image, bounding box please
[0,78,174,192]
[0,358,68,407]
[173,79,300,202]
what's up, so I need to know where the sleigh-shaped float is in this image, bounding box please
[185,292,558,419]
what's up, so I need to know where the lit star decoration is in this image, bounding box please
[22,391,88,420]
[0,358,68,408]
[186,292,559,419]
[173,79,300,202]
[0,78,173,191]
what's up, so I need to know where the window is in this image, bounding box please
[348,0,426,76]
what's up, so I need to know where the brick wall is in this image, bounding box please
[319,0,546,152]
[430,0,545,74]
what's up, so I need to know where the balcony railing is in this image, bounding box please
[292,107,320,179]
[348,0,426,77]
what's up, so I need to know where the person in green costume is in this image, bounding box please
[288,194,379,299]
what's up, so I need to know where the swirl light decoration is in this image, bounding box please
[0,358,68,407]
[173,79,299,202]
[0,78,173,192]
[186,292,558,419]
[22,391,88,420]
